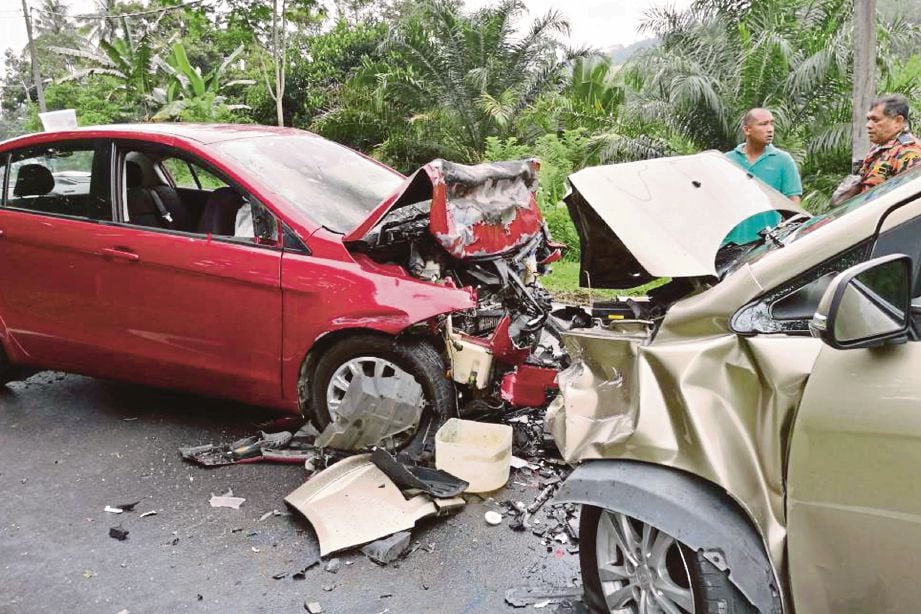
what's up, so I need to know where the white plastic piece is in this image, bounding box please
[39,109,77,131]
[445,317,493,389]
[484,510,503,525]
[435,418,512,493]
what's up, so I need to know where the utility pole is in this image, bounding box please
[21,0,47,114]
[851,0,876,170]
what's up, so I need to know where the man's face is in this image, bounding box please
[743,110,774,147]
[866,104,906,145]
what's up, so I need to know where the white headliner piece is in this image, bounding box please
[285,454,444,556]
[567,151,805,278]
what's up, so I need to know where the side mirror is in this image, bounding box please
[809,254,912,349]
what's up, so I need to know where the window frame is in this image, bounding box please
[112,139,283,250]
[1,139,115,223]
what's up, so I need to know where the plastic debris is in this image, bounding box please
[370,449,468,498]
[504,586,584,608]
[484,510,503,526]
[361,531,412,565]
[109,525,129,541]
[139,510,158,518]
[304,601,324,613]
[104,506,124,514]
[324,559,340,574]
[209,489,245,509]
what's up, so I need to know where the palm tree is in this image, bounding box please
[315,0,584,169]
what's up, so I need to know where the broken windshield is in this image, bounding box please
[216,135,404,233]
[724,165,921,275]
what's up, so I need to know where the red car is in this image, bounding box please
[0,124,563,453]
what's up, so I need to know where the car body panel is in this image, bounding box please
[787,341,921,613]
[565,151,805,288]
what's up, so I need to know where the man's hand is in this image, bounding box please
[831,174,862,206]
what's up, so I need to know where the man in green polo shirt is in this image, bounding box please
[724,107,803,244]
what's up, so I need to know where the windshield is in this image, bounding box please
[726,164,921,272]
[215,134,404,232]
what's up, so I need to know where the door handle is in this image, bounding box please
[101,247,140,262]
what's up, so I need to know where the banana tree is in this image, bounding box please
[152,42,254,121]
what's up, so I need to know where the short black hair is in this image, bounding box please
[871,93,910,124]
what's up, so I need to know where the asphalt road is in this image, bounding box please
[0,372,584,614]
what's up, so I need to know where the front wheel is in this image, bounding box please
[580,505,759,614]
[308,334,456,454]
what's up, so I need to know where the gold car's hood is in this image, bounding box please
[565,152,805,288]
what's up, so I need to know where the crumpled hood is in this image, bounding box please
[345,158,543,260]
[565,151,806,289]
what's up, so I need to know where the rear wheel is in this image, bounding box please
[0,343,18,385]
[308,334,455,453]
[580,505,759,614]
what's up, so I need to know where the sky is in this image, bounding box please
[0,0,693,60]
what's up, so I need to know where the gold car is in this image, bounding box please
[550,152,921,614]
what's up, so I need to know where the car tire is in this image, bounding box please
[309,334,456,452]
[580,505,766,614]
[0,342,17,385]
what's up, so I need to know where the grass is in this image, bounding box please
[542,261,667,304]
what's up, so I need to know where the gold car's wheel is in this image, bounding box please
[594,509,694,613]
[580,505,760,614]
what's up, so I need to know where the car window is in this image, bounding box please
[118,146,277,245]
[161,157,227,190]
[4,142,111,221]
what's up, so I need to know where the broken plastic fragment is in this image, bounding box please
[210,493,245,509]
[315,377,423,450]
[109,525,129,541]
[139,510,157,518]
[369,449,468,498]
[284,455,440,556]
[361,531,411,565]
[484,511,503,526]
[104,506,124,514]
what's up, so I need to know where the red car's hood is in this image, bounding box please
[345,159,543,260]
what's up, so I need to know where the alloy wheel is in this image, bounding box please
[595,510,695,614]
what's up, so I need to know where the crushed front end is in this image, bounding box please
[346,158,571,412]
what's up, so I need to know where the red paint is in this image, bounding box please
[500,364,559,408]
[489,315,531,365]
[0,125,476,412]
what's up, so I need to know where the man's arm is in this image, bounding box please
[781,153,804,202]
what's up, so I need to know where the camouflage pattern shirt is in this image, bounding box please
[858,131,921,193]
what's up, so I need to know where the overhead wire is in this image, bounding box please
[27,0,208,20]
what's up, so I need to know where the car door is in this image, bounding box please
[0,139,118,372]
[787,206,921,613]
[96,142,284,408]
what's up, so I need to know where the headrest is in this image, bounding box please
[208,186,244,209]
[126,161,143,189]
[14,164,55,197]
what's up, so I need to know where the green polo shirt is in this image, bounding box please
[724,143,802,244]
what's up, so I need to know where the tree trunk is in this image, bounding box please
[273,0,286,127]
[851,0,877,170]
[21,0,46,114]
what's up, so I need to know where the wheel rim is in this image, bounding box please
[325,356,420,420]
[595,510,695,614]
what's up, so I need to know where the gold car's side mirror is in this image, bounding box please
[809,254,912,349]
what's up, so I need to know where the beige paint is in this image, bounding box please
[549,165,921,604]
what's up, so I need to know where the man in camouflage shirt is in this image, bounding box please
[832,94,921,204]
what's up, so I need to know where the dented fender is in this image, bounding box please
[280,251,476,402]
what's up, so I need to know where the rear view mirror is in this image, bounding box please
[809,254,911,349]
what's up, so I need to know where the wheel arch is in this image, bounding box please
[557,459,785,613]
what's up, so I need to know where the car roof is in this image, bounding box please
[0,123,308,149]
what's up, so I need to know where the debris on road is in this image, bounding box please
[179,431,310,467]
[285,454,464,556]
[139,510,158,518]
[109,525,129,541]
[370,448,468,498]
[504,586,584,608]
[324,558,340,574]
[361,531,411,565]
[304,601,324,613]
[484,510,503,526]
[435,418,513,493]
[104,506,124,514]
[209,490,245,509]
